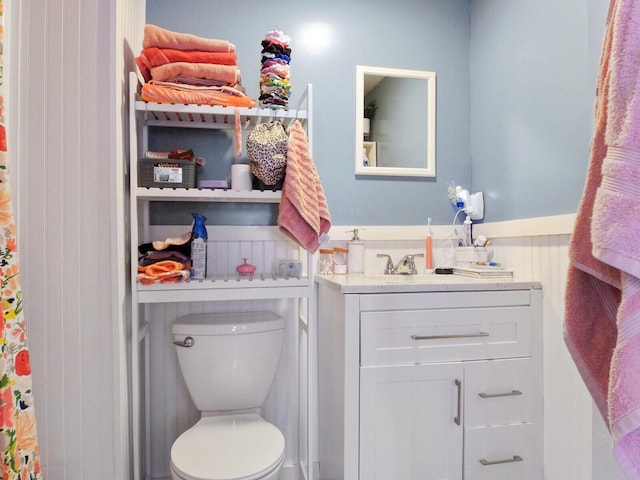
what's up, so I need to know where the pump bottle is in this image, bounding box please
[347,229,365,274]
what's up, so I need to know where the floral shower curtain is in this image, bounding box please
[0,1,41,478]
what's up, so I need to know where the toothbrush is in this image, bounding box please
[426,217,433,270]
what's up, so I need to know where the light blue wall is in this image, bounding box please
[146,0,470,225]
[146,0,606,225]
[469,0,604,222]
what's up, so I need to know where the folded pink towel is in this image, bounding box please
[278,121,331,253]
[142,47,237,67]
[143,24,235,53]
[149,62,240,85]
[565,0,640,476]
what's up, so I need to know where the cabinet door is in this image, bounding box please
[359,363,463,480]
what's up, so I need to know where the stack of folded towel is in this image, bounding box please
[137,232,192,285]
[136,24,255,108]
[259,29,292,108]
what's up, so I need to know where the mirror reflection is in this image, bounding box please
[355,66,436,177]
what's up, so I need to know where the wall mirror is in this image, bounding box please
[355,65,436,177]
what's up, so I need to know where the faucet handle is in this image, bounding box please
[377,254,395,274]
[399,253,424,275]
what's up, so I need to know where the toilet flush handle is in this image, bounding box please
[174,336,194,348]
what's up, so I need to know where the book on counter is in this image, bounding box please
[453,265,514,278]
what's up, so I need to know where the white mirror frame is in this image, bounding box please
[355,65,436,177]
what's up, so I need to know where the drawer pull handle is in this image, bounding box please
[479,389,522,399]
[480,455,523,466]
[454,379,462,426]
[411,332,489,340]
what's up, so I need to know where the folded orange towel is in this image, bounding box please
[136,47,238,82]
[140,82,255,108]
[143,47,237,67]
[137,260,190,285]
[143,24,235,53]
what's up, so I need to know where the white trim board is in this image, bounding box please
[330,213,576,241]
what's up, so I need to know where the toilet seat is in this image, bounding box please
[170,413,285,480]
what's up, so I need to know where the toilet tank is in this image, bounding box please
[172,311,285,412]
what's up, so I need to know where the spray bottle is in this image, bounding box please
[425,217,433,271]
[347,228,365,274]
[190,212,208,280]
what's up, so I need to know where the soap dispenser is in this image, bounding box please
[347,229,365,274]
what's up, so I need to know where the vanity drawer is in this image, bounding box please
[360,306,532,367]
[464,358,536,428]
[464,423,541,480]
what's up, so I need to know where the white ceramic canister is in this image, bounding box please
[231,164,252,191]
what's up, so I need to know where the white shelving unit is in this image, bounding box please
[127,72,316,480]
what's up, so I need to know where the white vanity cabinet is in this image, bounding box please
[316,276,542,480]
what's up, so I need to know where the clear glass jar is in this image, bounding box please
[318,249,334,275]
[333,247,348,274]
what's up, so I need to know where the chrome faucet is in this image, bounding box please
[377,253,424,275]
[377,254,396,274]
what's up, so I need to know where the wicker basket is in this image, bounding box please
[138,158,196,188]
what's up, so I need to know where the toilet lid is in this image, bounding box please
[171,414,285,480]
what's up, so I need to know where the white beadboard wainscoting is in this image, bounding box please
[11,0,142,478]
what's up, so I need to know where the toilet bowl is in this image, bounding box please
[170,414,285,480]
[170,312,286,480]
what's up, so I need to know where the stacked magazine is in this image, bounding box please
[453,265,514,278]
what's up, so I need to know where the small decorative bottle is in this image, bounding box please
[318,249,334,275]
[190,212,208,280]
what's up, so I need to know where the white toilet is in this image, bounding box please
[170,311,286,480]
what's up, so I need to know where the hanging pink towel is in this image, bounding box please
[565,0,640,476]
[278,120,331,253]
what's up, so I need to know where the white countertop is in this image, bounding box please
[315,272,541,294]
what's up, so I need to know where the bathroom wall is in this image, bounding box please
[470,0,607,222]
[148,0,606,226]
[9,0,142,478]
[146,0,472,226]
[8,0,623,479]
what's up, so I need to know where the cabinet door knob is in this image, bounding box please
[479,455,523,466]
[478,389,522,399]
